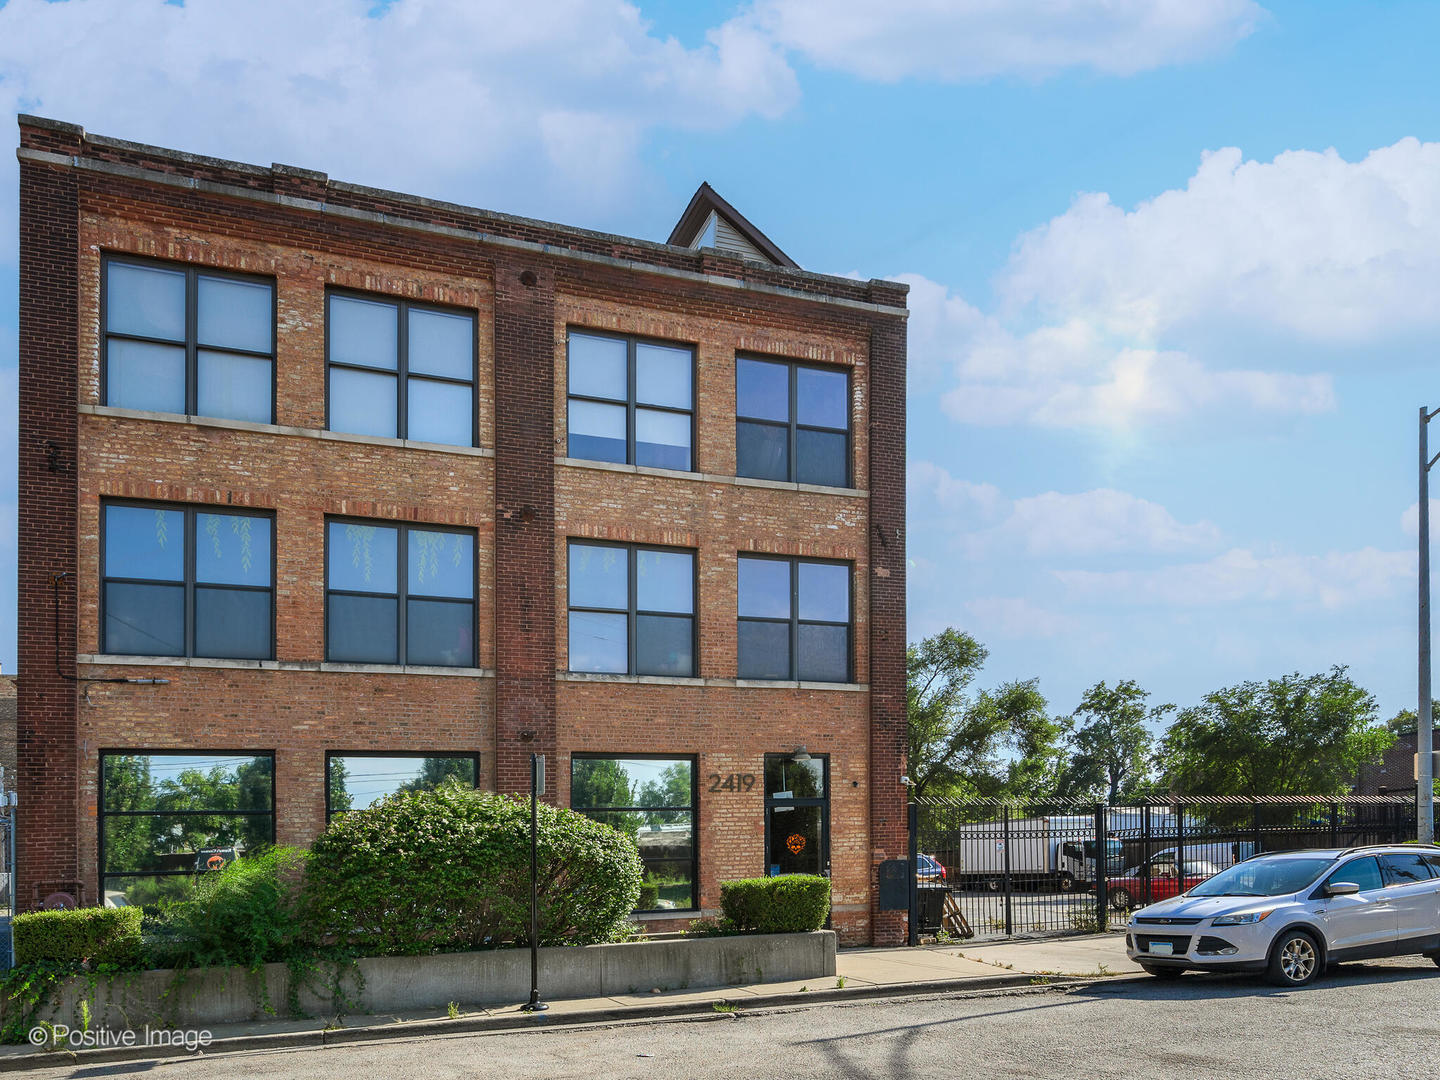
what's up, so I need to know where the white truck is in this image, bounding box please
[943,815,1126,893]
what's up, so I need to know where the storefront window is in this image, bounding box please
[99,752,274,907]
[571,756,697,911]
[326,753,479,816]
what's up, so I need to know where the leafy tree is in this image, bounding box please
[636,762,693,824]
[1386,703,1440,736]
[1059,680,1172,802]
[906,629,1057,798]
[1159,666,1394,797]
[327,757,354,814]
[570,758,634,808]
[399,756,478,794]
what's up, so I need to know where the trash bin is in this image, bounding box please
[918,885,948,932]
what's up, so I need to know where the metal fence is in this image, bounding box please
[908,794,1418,943]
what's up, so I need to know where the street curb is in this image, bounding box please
[0,971,1142,1071]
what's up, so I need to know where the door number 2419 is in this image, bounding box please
[707,773,755,792]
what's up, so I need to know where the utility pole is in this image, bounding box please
[1419,407,1436,843]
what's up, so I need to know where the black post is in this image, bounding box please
[1002,806,1013,937]
[1252,802,1262,858]
[1329,802,1339,848]
[521,753,548,1013]
[907,801,919,947]
[1094,805,1108,929]
[1141,804,1152,906]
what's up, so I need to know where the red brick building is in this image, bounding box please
[15,116,908,943]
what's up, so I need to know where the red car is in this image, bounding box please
[1108,857,1220,910]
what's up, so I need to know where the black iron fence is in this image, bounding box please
[908,794,1418,943]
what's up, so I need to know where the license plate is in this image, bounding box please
[1148,942,1174,956]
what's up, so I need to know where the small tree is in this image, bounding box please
[1060,680,1171,803]
[907,628,1056,798]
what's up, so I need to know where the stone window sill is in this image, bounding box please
[78,654,495,677]
[556,671,867,692]
[554,456,866,497]
[80,404,495,457]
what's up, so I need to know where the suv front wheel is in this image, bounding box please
[1266,930,1321,987]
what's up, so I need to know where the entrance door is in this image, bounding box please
[764,753,828,877]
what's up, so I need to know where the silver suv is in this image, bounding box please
[1125,845,1440,987]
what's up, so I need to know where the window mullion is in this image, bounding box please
[788,364,799,484]
[627,339,637,466]
[628,547,638,675]
[186,267,199,416]
[184,508,197,658]
[397,525,408,665]
[397,301,409,440]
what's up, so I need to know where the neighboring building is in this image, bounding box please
[1356,728,1440,796]
[15,117,909,942]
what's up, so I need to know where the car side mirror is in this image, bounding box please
[1324,881,1360,897]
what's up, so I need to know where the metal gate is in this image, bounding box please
[909,794,1417,943]
[0,788,13,969]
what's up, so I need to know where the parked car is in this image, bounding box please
[917,853,947,884]
[1109,857,1220,910]
[1126,845,1440,987]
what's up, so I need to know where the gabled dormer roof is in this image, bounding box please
[667,182,799,269]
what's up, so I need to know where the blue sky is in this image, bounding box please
[1,0,1438,720]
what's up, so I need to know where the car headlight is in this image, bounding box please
[1211,910,1273,926]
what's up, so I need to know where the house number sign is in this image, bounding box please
[706,773,756,792]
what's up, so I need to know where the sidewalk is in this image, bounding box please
[0,934,1140,1071]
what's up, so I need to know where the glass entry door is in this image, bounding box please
[764,753,829,877]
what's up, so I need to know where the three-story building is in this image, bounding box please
[15,116,908,943]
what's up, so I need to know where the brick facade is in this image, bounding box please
[15,116,909,943]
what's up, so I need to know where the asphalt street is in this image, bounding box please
[21,957,1440,1080]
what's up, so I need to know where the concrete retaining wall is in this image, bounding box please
[14,931,836,1030]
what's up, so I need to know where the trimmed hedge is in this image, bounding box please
[305,785,642,955]
[719,875,830,933]
[12,905,143,967]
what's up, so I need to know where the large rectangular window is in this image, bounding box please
[103,256,275,424]
[99,752,275,907]
[567,330,694,471]
[571,755,697,912]
[737,555,851,682]
[102,502,274,660]
[736,358,849,487]
[326,520,476,667]
[327,292,477,446]
[326,753,480,817]
[568,542,696,677]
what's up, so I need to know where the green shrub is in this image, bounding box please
[12,906,143,968]
[637,882,660,910]
[305,785,642,955]
[719,875,830,934]
[150,847,309,970]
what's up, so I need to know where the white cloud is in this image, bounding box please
[1401,499,1440,540]
[739,0,1262,82]
[908,462,1219,556]
[906,138,1440,431]
[999,488,1221,556]
[1055,547,1413,609]
[1002,140,1440,343]
[963,597,1080,640]
[0,0,799,246]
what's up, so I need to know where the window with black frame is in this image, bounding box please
[326,753,479,817]
[327,292,476,446]
[764,753,828,878]
[99,752,274,907]
[103,257,275,424]
[571,756,697,912]
[737,555,850,682]
[736,357,849,487]
[326,521,476,667]
[102,502,274,660]
[566,330,694,471]
[567,541,696,676]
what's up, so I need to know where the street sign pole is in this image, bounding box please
[521,753,548,1012]
[1420,407,1436,843]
